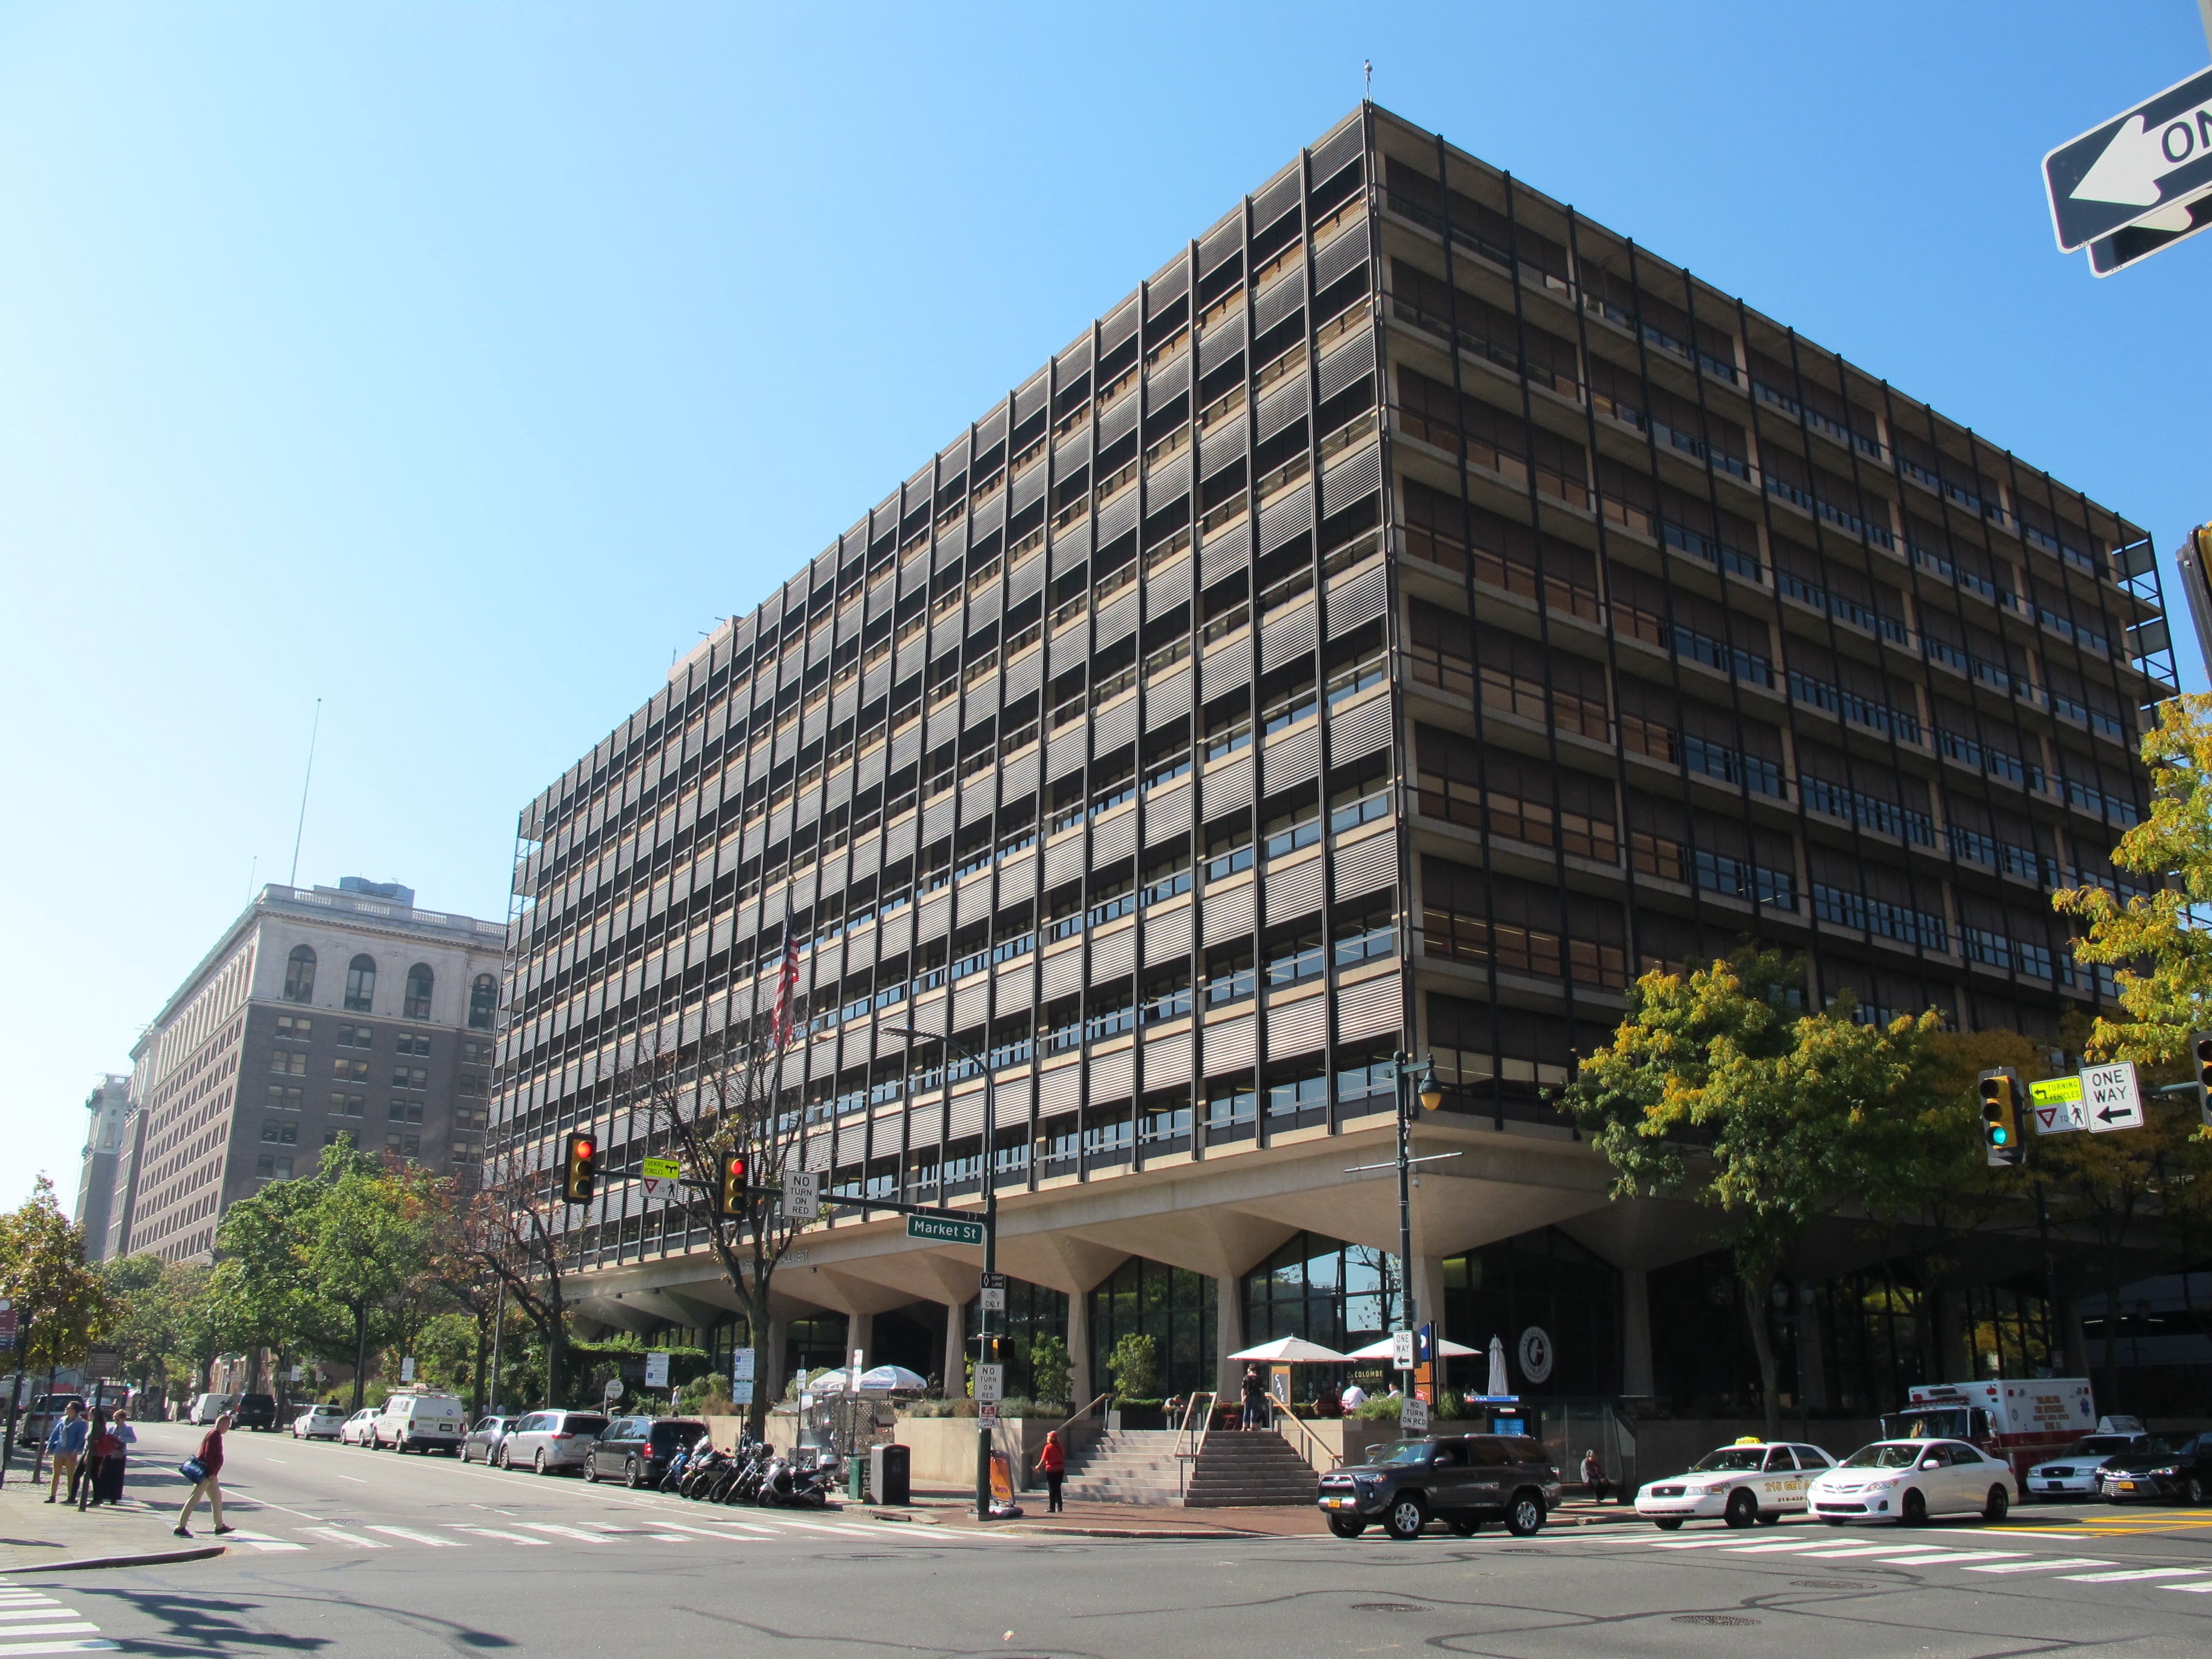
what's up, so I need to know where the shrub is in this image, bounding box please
[1105,1333,1158,1403]
[1028,1335,1072,1406]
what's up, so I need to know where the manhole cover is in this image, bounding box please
[1673,1615,1759,1627]
[1791,1580,1874,1590]
[1352,1603,1427,1614]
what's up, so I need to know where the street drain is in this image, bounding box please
[1791,1580,1874,1590]
[1352,1603,1427,1613]
[1673,1615,1759,1626]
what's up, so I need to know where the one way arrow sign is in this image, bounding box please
[2045,66,2212,251]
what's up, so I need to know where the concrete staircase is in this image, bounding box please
[1059,1427,1319,1507]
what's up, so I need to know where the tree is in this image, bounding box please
[454,1182,574,1410]
[212,1171,347,1398]
[1105,1333,1158,1403]
[0,1178,113,1402]
[304,1147,427,1410]
[1565,951,1939,1437]
[416,1176,508,1417]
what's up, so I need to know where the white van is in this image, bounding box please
[372,1391,466,1454]
[187,1392,237,1426]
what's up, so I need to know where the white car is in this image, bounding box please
[338,1407,380,1446]
[371,1392,466,1455]
[2023,1433,2156,1500]
[1808,1438,2017,1525]
[292,1404,347,1441]
[1635,1441,1837,1529]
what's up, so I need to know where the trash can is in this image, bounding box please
[870,1443,911,1506]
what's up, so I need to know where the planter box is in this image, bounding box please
[891,1415,1099,1494]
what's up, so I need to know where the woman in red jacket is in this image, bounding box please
[174,1412,235,1538]
[1033,1430,1065,1513]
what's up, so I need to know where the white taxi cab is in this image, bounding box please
[1635,1439,1837,1529]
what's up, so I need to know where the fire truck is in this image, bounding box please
[1880,1379,2096,1481]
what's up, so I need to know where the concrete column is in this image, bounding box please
[1066,1287,1092,1407]
[945,1301,968,1396]
[1936,1289,1969,1383]
[1409,1256,1448,1341]
[1796,1283,1829,1412]
[1215,1273,1245,1399]
[1621,1268,1654,1398]
[845,1312,873,1374]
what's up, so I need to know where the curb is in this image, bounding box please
[3,1546,226,1574]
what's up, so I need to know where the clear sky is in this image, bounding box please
[4,2,2208,1218]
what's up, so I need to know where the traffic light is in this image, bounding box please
[2194,1033,2212,1128]
[1977,1068,2022,1168]
[716,1154,748,1218]
[560,1131,598,1204]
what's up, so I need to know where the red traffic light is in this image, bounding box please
[561,1131,598,1204]
[718,1155,748,1217]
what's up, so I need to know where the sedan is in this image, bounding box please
[292,1404,347,1441]
[461,1416,516,1466]
[1808,1439,2016,1525]
[338,1407,380,1446]
[2023,1433,2156,1500]
[1635,1441,1837,1529]
[497,1410,608,1475]
[2102,1433,2211,1506]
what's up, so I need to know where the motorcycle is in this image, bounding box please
[756,1442,839,1509]
[719,1440,769,1504]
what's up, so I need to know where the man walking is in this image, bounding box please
[44,1401,86,1504]
[174,1411,235,1538]
[1240,1364,1267,1430]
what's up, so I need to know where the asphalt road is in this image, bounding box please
[12,1421,2212,1658]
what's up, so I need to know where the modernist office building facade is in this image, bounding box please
[498,106,2173,1414]
[111,879,508,1264]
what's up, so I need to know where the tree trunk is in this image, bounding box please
[546,1318,565,1409]
[471,1319,489,1420]
[351,1304,369,1412]
[1741,1275,1781,1441]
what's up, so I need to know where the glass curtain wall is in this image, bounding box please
[1441,1227,1621,1397]
[1242,1232,1399,1355]
[1088,1257,1216,1401]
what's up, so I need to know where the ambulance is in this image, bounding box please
[1880,1378,2094,1483]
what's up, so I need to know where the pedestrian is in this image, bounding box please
[44,1400,86,1505]
[1340,1379,1368,1411]
[97,1402,136,1506]
[174,1411,235,1538]
[1239,1364,1267,1430]
[78,1409,114,1510]
[1580,1447,1611,1504]
[1315,1379,1343,1418]
[1034,1429,1065,1513]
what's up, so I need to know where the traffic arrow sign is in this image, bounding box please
[2081,1061,2145,1134]
[2045,67,2212,250]
[2090,181,2212,275]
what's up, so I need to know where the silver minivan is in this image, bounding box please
[497,1409,608,1474]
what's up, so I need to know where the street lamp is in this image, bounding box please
[1395,1051,1443,1330]
[886,1024,997,1523]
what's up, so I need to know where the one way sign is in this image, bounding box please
[2045,67,2212,250]
[2081,1061,2145,1134]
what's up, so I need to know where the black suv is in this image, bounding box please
[2102,1433,2211,1506]
[1317,1433,1563,1540]
[234,1394,277,1432]
[586,1416,708,1487]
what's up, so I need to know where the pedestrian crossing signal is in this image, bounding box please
[717,1155,748,1218]
[1977,1069,2022,1168]
[561,1131,598,1204]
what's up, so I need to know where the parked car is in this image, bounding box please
[339,1407,380,1446]
[2101,1433,2211,1506]
[1808,1439,2017,1524]
[1635,1440,1840,1529]
[187,1392,238,1426]
[461,1415,515,1466]
[292,1404,347,1441]
[372,1392,466,1454]
[498,1409,609,1475]
[588,1416,708,1487]
[2023,1433,2157,1500]
[235,1393,277,1431]
[15,1393,82,1448]
[1316,1433,1562,1540]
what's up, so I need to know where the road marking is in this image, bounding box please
[366,1526,466,1547]
[771,1521,879,1535]
[0,1614,81,1624]
[0,1627,101,1640]
[215,1531,307,1553]
[1787,1545,1928,1558]
[1720,1542,1825,1553]
[1869,1551,2023,1565]
[1652,1537,1760,1549]
[1965,1557,2116,1574]
[2058,1567,2210,1583]
[633,1520,759,1540]
[0,1643,119,1655]
[300,1527,389,1549]
[518,1523,612,1544]
[330,1475,369,1484]
[2160,1580,2212,1593]
[448,1526,549,1546]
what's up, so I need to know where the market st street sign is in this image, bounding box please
[2045,66,2212,251]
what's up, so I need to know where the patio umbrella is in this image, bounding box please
[1339,1335,1481,1361]
[1226,1336,1351,1364]
[855,1364,928,1393]
[1487,1335,1510,1398]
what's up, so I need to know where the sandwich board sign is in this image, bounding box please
[2044,66,2212,252]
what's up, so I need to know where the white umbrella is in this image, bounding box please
[1339,1335,1481,1361]
[1487,1335,1510,1398]
[1227,1335,1351,1364]
[856,1364,927,1393]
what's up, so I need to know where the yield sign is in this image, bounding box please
[2044,66,2212,250]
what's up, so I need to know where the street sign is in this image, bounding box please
[2091,182,2212,274]
[907,1213,986,1247]
[603,1377,625,1404]
[731,1380,754,1405]
[973,1363,1005,1404]
[978,1401,999,1424]
[1391,1330,1415,1370]
[782,1167,820,1222]
[2030,1074,2088,1134]
[731,1347,756,1383]
[2083,1061,2145,1133]
[2045,67,2212,250]
[400,1356,416,1383]
[979,1271,1008,1313]
[1400,1395,1429,1433]
[645,1351,670,1389]
[640,1156,682,1202]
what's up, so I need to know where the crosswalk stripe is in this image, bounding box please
[0,1627,99,1640]
[1788,1544,1925,1558]
[217,1531,307,1553]
[449,1526,549,1546]
[2059,1567,2210,1583]
[366,1527,466,1548]
[2159,1581,2212,1593]
[1652,1538,1755,1549]
[0,1614,80,1624]
[300,1527,388,1549]
[1965,1558,2115,1574]
[518,1524,612,1544]
[632,1521,758,1540]
[0,1641,119,1655]
[1868,1551,2022,1565]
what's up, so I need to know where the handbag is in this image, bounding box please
[179,1457,206,1484]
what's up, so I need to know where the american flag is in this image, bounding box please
[771,927,802,1050]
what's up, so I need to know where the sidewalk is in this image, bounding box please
[0,1449,224,1573]
[893,1489,1643,1540]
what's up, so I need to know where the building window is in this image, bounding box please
[284,946,317,1004]
[269,1051,304,1076]
[261,1121,298,1145]
[329,1093,365,1118]
[390,1067,426,1091]
[387,1099,423,1124]
[344,954,377,1013]
[338,1024,374,1050]
[404,964,434,1021]
[469,973,498,1031]
[264,1086,302,1111]
[275,1014,311,1041]
[396,1034,431,1057]
[323,1130,357,1148]
[332,1057,368,1082]
[255,1154,294,1179]
[386,1131,421,1158]
[461,1039,492,1064]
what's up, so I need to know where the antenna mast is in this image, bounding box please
[288,698,322,888]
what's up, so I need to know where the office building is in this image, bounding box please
[74,1076,129,1262]
[113,878,507,1262]
[496,105,2173,1415]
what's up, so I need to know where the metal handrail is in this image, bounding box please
[1053,1392,1111,1443]
[1176,1390,1219,1496]
[1269,1403,1342,1471]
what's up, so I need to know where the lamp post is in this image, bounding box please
[1392,1051,1445,1332]
[887,1024,997,1522]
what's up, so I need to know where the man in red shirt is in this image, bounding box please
[174,1412,236,1538]
[1033,1430,1066,1513]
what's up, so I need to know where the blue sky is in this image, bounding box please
[4,1,2208,1216]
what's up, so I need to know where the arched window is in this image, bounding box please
[403,964,434,1021]
[283,945,317,1004]
[344,954,377,1013]
[469,973,498,1031]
